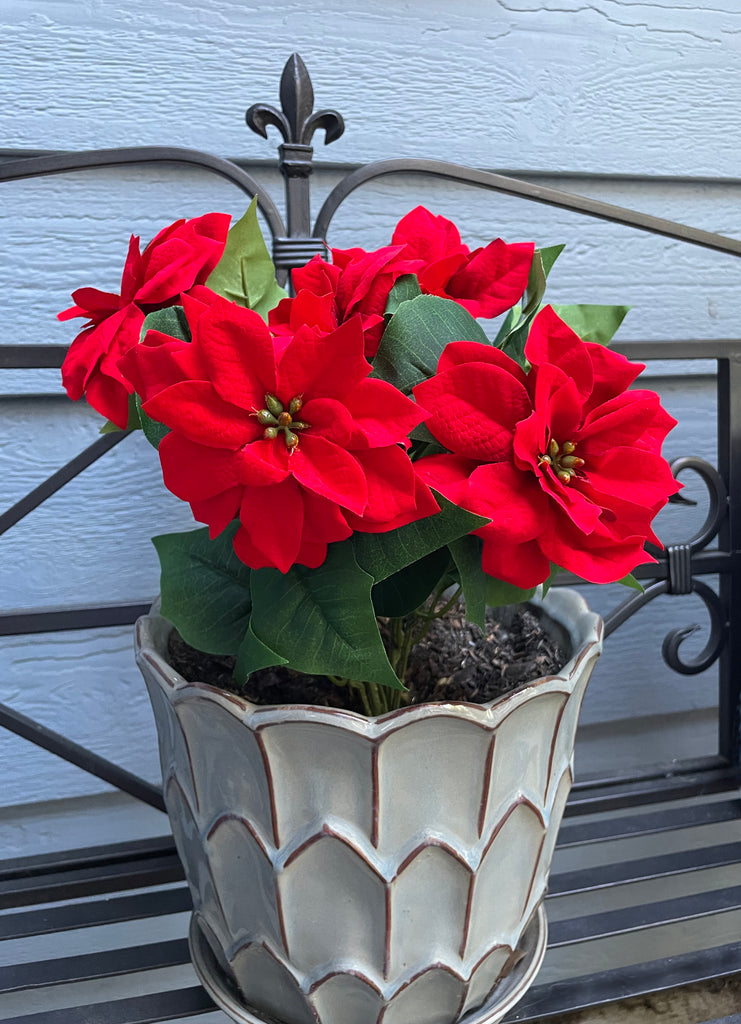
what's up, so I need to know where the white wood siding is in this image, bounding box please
[1,0,739,806]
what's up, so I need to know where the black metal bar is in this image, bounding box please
[0,345,68,369]
[567,766,739,816]
[549,841,741,897]
[0,703,165,812]
[557,798,741,847]
[1,886,191,940]
[0,938,189,994]
[0,853,183,910]
[549,885,741,946]
[717,354,741,765]
[0,146,284,240]
[0,430,131,537]
[0,603,151,637]
[313,159,741,258]
[0,835,175,881]
[506,940,741,1021]
[0,986,215,1024]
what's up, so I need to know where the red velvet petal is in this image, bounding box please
[62,303,143,398]
[416,253,467,294]
[301,488,354,544]
[84,371,132,429]
[344,378,427,448]
[468,462,547,542]
[237,478,304,573]
[413,453,479,508]
[341,445,429,530]
[119,235,144,303]
[195,302,276,411]
[539,509,656,584]
[118,331,204,401]
[525,306,594,401]
[144,380,259,448]
[277,318,370,402]
[479,531,551,589]
[158,433,242,502]
[414,362,530,461]
[289,435,368,514]
[437,341,528,388]
[292,255,341,297]
[392,207,467,262]
[581,447,682,506]
[191,486,243,536]
[582,342,644,411]
[445,239,534,319]
[298,397,355,447]
[579,391,676,453]
[135,213,230,305]
[60,287,121,322]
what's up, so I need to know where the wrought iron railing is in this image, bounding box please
[1,53,739,808]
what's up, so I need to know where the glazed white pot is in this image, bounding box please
[136,589,602,1024]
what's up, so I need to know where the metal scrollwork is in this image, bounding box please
[603,456,729,674]
[246,53,345,148]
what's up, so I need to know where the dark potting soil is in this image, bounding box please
[167,604,569,712]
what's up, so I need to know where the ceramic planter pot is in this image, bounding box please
[135,589,602,1024]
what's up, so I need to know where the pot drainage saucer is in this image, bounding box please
[189,904,547,1024]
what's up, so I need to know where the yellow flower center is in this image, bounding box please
[253,394,309,452]
[538,438,584,485]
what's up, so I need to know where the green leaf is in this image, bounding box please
[538,243,565,278]
[352,493,488,584]
[206,197,287,319]
[540,565,562,598]
[496,244,565,365]
[372,295,490,394]
[384,274,421,315]
[448,535,488,628]
[99,393,141,434]
[153,524,252,655]
[450,535,536,626]
[136,394,170,450]
[247,544,404,690]
[371,548,451,618]
[140,305,191,343]
[617,572,645,594]
[550,304,631,346]
[235,622,288,683]
[485,577,536,608]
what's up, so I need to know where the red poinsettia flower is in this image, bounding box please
[413,305,680,588]
[128,294,437,572]
[59,213,231,428]
[392,206,534,319]
[270,245,423,357]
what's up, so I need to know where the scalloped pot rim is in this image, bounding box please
[134,588,603,735]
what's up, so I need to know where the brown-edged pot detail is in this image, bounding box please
[136,589,602,1024]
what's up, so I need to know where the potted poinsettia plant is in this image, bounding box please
[58,202,679,1024]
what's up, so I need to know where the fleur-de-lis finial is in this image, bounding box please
[246,53,344,147]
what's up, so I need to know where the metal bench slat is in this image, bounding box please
[0,938,189,993]
[0,985,215,1024]
[0,837,175,882]
[557,798,741,847]
[0,886,191,940]
[549,884,741,945]
[548,840,741,895]
[0,855,184,910]
[505,939,741,1021]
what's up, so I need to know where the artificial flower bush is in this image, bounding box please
[59,202,680,715]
